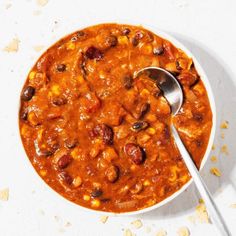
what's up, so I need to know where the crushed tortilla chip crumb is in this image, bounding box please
[221,132,225,139]
[100,215,108,224]
[0,188,9,201]
[212,144,216,150]
[65,221,71,227]
[33,45,44,52]
[5,3,12,9]
[177,227,190,236]
[210,167,221,177]
[36,0,49,7]
[230,203,236,208]
[131,219,143,229]
[196,203,209,223]
[220,121,229,129]
[156,229,167,236]
[124,229,134,236]
[210,156,217,162]
[198,198,204,204]
[4,38,20,52]
[221,145,229,155]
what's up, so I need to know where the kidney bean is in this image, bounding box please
[193,113,203,122]
[59,171,73,185]
[105,165,119,183]
[131,121,149,132]
[177,72,198,87]
[131,37,139,47]
[91,188,103,198]
[134,103,150,119]
[56,63,66,72]
[122,28,131,35]
[57,155,72,169]
[124,143,145,165]
[106,35,118,47]
[85,46,103,60]
[153,46,164,55]
[94,124,114,145]
[21,86,35,101]
[123,75,133,90]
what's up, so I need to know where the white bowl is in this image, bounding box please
[18,22,216,216]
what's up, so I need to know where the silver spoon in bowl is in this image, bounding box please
[135,67,231,236]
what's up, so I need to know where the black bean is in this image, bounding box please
[134,103,150,119]
[85,46,103,60]
[56,63,66,72]
[91,189,103,198]
[131,121,149,132]
[122,28,131,35]
[64,138,78,149]
[21,86,35,101]
[20,108,28,120]
[123,75,133,90]
[153,46,164,55]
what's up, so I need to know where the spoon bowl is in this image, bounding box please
[135,67,183,116]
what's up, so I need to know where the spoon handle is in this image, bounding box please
[171,125,231,236]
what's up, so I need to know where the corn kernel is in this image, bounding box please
[146,114,157,122]
[27,112,39,126]
[130,165,137,171]
[143,180,151,186]
[147,127,156,135]
[40,170,47,176]
[73,176,82,187]
[51,84,60,95]
[29,71,36,81]
[70,148,79,159]
[21,124,28,137]
[142,44,153,54]
[91,199,101,208]
[67,42,76,50]
[140,89,150,97]
[83,195,90,201]
[77,75,84,84]
[118,36,129,45]
[99,70,106,79]
[210,167,221,177]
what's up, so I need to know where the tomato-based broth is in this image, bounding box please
[19,24,212,212]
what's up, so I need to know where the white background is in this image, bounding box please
[0,0,236,235]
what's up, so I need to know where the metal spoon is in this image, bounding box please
[135,67,231,236]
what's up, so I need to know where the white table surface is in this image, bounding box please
[0,0,236,235]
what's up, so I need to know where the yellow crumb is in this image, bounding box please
[210,167,221,177]
[212,144,216,150]
[221,132,225,139]
[177,227,190,236]
[0,188,9,201]
[210,156,217,162]
[220,121,229,129]
[100,215,108,224]
[221,145,229,155]
[196,202,209,223]
[91,199,101,208]
[124,229,134,236]
[33,45,44,52]
[156,229,167,236]
[4,38,20,52]
[131,219,143,229]
[36,0,48,7]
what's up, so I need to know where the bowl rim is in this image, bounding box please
[18,21,216,216]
